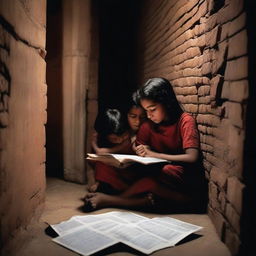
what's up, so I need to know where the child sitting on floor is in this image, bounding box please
[87,97,146,193]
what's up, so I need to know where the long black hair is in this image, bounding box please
[94,108,129,147]
[135,77,184,124]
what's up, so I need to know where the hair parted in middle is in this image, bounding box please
[134,77,184,124]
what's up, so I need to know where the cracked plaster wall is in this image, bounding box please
[0,0,47,245]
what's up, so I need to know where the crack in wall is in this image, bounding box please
[0,15,43,52]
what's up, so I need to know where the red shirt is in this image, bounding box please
[136,112,199,154]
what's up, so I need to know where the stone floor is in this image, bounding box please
[3,177,231,256]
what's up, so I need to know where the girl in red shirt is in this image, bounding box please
[85,78,206,212]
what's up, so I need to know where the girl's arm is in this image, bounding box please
[100,138,130,154]
[135,145,199,163]
[91,132,131,154]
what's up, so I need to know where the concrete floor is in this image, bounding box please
[3,177,231,256]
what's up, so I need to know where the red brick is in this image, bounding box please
[174,86,197,95]
[199,104,211,113]
[225,57,248,81]
[210,75,222,101]
[206,25,220,48]
[208,206,226,239]
[206,153,230,170]
[198,85,211,96]
[225,203,240,234]
[207,126,214,135]
[218,191,227,212]
[227,177,245,214]
[222,80,248,102]
[228,12,246,37]
[196,114,220,126]
[203,159,212,172]
[218,0,244,24]
[225,102,244,128]
[228,30,247,59]
[220,22,229,41]
[198,95,211,104]
[226,125,244,177]
[203,49,214,64]
[198,124,207,133]
[210,167,228,190]
[201,143,214,153]
[182,55,204,70]
[201,62,212,75]
[213,139,230,161]
[183,104,198,113]
[212,41,228,74]
[221,81,230,100]
[204,12,218,32]
[210,106,225,117]
[209,181,220,210]
[229,80,248,102]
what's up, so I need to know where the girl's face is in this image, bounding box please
[127,106,146,132]
[107,132,129,145]
[140,99,167,124]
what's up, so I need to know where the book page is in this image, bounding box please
[103,211,149,223]
[86,153,168,167]
[86,153,122,168]
[109,154,168,165]
[151,217,203,245]
[51,216,84,235]
[137,219,187,245]
[106,224,169,254]
[53,226,118,256]
[51,211,148,236]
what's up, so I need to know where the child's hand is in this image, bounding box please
[135,144,152,157]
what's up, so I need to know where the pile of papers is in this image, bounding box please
[50,211,203,255]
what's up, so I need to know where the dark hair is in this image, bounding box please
[94,108,129,146]
[123,91,142,114]
[135,77,183,123]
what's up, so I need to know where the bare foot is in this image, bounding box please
[87,192,115,209]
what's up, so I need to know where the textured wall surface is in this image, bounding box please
[0,0,47,245]
[137,0,248,254]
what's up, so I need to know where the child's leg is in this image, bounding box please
[94,162,129,191]
[86,163,99,192]
[85,192,154,211]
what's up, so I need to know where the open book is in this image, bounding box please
[86,153,169,168]
[50,211,203,255]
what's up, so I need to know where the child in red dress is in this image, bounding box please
[86,108,132,193]
[86,100,146,194]
[85,78,207,212]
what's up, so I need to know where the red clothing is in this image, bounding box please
[95,113,201,195]
[136,112,200,189]
[136,112,199,153]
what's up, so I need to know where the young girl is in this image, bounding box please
[125,94,146,145]
[87,102,146,193]
[85,78,206,212]
[86,108,132,193]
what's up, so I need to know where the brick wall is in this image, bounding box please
[0,0,46,245]
[137,0,248,254]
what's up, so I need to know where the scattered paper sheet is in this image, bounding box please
[51,211,203,255]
